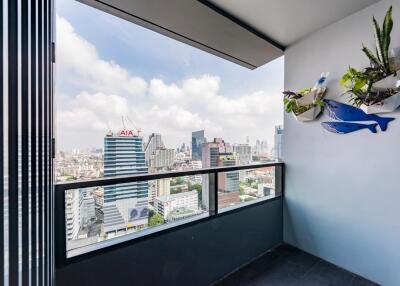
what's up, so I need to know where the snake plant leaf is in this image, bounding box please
[382,6,393,73]
[362,44,381,67]
[373,17,384,67]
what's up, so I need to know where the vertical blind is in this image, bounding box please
[2,0,54,285]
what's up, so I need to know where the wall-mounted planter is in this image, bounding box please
[358,73,400,114]
[293,105,322,122]
[371,73,400,91]
[360,92,400,114]
[292,87,326,121]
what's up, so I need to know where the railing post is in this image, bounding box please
[54,188,67,267]
[275,164,284,196]
[208,172,218,215]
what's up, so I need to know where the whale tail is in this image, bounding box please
[375,116,395,131]
[367,123,378,133]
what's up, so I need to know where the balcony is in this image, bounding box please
[2,0,399,286]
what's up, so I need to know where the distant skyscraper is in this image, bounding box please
[233,144,252,165]
[254,140,268,154]
[103,130,149,234]
[192,130,206,161]
[274,125,284,160]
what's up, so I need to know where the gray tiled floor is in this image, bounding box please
[214,244,379,286]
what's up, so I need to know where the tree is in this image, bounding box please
[149,213,164,227]
[189,183,202,192]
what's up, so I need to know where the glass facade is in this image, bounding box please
[103,132,149,234]
[191,130,205,161]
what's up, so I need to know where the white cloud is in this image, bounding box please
[56,15,147,97]
[56,16,283,150]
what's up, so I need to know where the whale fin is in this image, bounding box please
[373,116,395,131]
[366,123,378,133]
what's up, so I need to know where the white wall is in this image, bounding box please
[283,1,400,285]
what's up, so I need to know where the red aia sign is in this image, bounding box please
[119,130,135,136]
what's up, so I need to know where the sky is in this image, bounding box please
[55,0,284,151]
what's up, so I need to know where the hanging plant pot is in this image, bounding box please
[293,105,322,122]
[360,92,400,114]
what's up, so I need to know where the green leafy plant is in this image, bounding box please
[341,6,397,106]
[283,88,325,115]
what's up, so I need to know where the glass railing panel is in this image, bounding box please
[217,166,280,212]
[64,175,209,257]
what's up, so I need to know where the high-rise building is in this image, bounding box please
[192,130,206,161]
[274,125,284,160]
[233,144,252,165]
[149,148,175,170]
[103,130,149,234]
[254,140,268,154]
[65,189,81,241]
[202,138,239,208]
[80,192,96,226]
[144,133,164,164]
[218,155,240,193]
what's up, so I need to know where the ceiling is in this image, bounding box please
[208,0,381,47]
[78,0,380,68]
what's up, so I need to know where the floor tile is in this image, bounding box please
[215,244,378,286]
[295,260,354,286]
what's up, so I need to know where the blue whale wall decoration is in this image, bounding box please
[323,99,394,131]
[321,122,378,134]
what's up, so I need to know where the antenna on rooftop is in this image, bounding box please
[126,116,142,136]
[121,116,127,130]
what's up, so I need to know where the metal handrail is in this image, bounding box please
[55,162,283,191]
[55,161,284,266]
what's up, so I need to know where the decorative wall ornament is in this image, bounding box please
[283,73,328,122]
[322,99,395,134]
[340,6,400,114]
[321,122,378,134]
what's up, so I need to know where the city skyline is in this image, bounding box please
[56,0,284,151]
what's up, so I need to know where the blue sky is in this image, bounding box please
[56,0,284,150]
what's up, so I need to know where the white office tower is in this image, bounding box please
[154,191,200,222]
[65,189,81,241]
[103,130,149,235]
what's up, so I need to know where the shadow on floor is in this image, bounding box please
[213,244,379,286]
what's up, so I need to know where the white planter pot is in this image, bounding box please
[295,87,326,106]
[360,92,400,114]
[293,106,322,122]
[372,73,400,91]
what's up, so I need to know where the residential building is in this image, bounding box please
[80,192,96,225]
[149,148,175,170]
[65,189,82,241]
[103,130,149,234]
[218,155,240,193]
[144,133,165,164]
[202,138,239,207]
[233,143,252,165]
